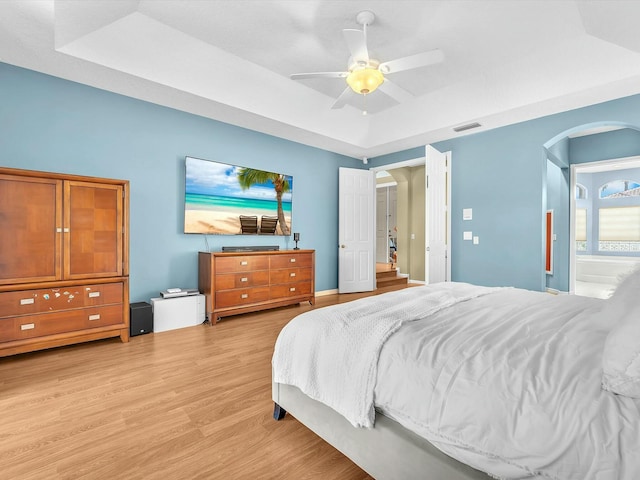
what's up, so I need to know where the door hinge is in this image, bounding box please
[426,175,429,189]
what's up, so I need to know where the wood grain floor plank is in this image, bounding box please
[0,285,410,479]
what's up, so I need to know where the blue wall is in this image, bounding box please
[570,128,640,165]
[372,147,425,165]
[0,63,357,302]
[546,136,569,168]
[545,161,570,291]
[371,95,640,291]
[6,61,640,297]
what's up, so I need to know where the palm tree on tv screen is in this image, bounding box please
[237,168,291,235]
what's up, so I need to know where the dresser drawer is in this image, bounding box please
[270,267,312,285]
[215,270,270,290]
[215,255,269,274]
[270,282,312,299]
[0,283,124,318]
[0,304,123,342]
[270,253,312,270]
[215,287,270,309]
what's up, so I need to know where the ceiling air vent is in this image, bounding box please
[453,122,481,132]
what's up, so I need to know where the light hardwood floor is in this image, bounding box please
[0,285,410,480]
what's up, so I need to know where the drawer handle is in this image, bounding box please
[290,273,296,277]
[289,287,296,292]
[240,261,248,266]
[88,292,101,298]
[290,258,296,263]
[240,277,248,282]
[20,323,35,331]
[20,298,35,305]
[241,294,249,299]
[88,314,101,321]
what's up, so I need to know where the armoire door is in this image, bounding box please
[0,174,63,284]
[64,181,123,279]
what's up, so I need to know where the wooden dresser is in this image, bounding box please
[0,167,130,357]
[198,250,315,323]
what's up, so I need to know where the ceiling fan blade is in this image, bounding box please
[343,28,369,64]
[331,87,354,110]
[379,49,444,74]
[291,72,348,80]
[378,79,414,104]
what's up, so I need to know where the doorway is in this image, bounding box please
[373,159,426,282]
[371,146,451,284]
[375,174,397,265]
[570,156,640,298]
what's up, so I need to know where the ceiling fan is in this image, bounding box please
[290,10,444,112]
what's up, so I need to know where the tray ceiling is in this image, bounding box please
[3,1,640,159]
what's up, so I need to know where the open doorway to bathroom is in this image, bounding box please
[571,156,640,298]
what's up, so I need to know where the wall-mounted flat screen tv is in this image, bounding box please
[184,156,292,235]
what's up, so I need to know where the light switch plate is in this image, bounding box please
[463,231,472,240]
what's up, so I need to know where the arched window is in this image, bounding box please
[599,180,640,199]
[575,183,587,200]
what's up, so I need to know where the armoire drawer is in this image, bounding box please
[215,270,270,290]
[215,255,269,274]
[270,283,312,299]
[0,304,124,342]
[269,267,312,285]
[0,283,124,319]
[215,287,270,309]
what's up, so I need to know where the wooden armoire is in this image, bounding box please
[0,167,130,357]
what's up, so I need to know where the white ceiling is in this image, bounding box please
[3,1,640,159]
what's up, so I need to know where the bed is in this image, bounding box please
[271,277,640,480]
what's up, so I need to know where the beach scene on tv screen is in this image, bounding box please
[184,157,292,235]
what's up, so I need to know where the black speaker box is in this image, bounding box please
[130,302,153,336]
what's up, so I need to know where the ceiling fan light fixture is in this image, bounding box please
[346,68,384,95]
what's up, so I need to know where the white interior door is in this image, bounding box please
[426,145,448,284]
[339,167,375,293]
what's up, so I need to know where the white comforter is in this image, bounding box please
[272,282,501,427]
[273,283,640,480]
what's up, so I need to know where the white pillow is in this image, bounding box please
[601,267,640,398]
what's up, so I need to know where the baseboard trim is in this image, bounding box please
[316,289,339,297]
[546,287,569,295]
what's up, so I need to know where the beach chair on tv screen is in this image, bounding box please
[239,215,258,234]
[260,215,278,235]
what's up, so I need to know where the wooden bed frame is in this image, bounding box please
[273,381,490,480]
